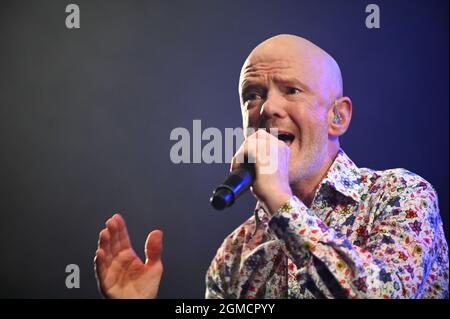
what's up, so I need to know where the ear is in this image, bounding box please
[328,96,352,137]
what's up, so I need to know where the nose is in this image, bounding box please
[259,91,288,121]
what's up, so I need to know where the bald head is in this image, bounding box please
[239,34,343,106]
[238,35,352,190]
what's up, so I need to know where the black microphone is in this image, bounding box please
[210,163,255,210]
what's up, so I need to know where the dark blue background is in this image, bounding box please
[0,0,447,298]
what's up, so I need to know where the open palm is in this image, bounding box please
[94,214,163,299]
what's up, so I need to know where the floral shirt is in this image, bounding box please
[205,149,449,299]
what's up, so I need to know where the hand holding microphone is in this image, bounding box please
[210,129,293,214]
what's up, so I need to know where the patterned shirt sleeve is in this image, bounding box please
[268,177,447,298]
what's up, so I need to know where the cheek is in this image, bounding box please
[290,108,317,135]
[290,108,328,144]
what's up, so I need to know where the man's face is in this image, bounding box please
[239,46,335,185]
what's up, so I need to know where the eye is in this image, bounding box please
[242,90,265,109]
[243,92,263,102]
[286,87,301,95]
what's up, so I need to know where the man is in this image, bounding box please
[94,34,449,299]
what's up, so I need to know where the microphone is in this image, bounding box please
[210,163,255,210]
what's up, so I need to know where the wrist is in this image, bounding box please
[263,190,293,215]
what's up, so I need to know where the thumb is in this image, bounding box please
[144,230,163,266]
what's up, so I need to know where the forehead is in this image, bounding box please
[239,53,318,90]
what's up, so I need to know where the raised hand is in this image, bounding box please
[94,214,163,299]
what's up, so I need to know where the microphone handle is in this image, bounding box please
[210,163,255,210]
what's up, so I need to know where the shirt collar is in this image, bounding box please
[319,148,362,203]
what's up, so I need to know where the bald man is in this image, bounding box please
[94,35,449,299]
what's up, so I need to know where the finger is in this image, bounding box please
[230,148,242,172]
[99,228,113,266]
[106,215,120,256]
[231,129,273,172]
[145,230,163,266]
[230,135,253,172]
[247,130,269,158]
[113,214,132,250]
[98,229,110,253]
[94,249,110,295]
[256,130,278,167]
[94,248,107,280]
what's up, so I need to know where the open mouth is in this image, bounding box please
[275,132,295,146]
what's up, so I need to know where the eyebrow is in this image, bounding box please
[240,76,312,96]
[273,76,312,92]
